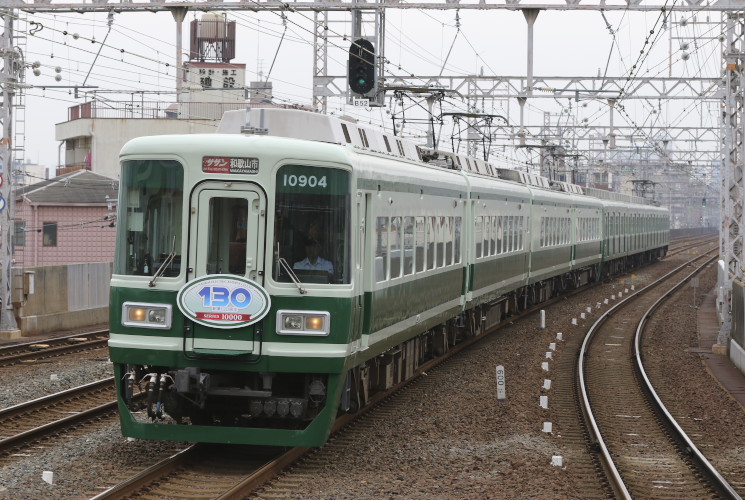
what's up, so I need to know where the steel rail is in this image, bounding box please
[0,401,118,451]
[634,257,742,500]
[0,329,109,351]
[0,377,113,418]
[89,444,202,500]
[0,377,139,454]
[92,271,606,499]
[92,239,704,498]
[577,249,718,499]
[0,329,109,366]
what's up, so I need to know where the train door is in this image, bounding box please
[184,181,266,355]
[360,193,375,342]
[351,193,366,352]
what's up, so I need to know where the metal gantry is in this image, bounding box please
[0,0,738,13]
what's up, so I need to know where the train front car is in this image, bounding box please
[109,134,356,446]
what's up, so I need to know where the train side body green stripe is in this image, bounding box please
[363,268,463,334]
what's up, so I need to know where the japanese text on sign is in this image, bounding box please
[202,156,259,175]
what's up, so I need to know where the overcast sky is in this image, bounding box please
[14,6,723,175]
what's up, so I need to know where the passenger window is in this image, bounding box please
[509,216,515,252]
[426,217,436,270]
[403,216,415,276]
[552,217,557,246]
[475,216,483,258]
[539,217,544,248]
[490,217,497,255]
[390,217,402,279]
[415,217,425,273]
[564,218,569,244]
[436,217,445,268]
[518,216,523,250]
[497,216,503,254]
[376,217,389,282]
[444,216,454,265]
[483,216,491,257]
[454,217,462,263]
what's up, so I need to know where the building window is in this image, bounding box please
[14,221,25,247]
[43,222,57,247]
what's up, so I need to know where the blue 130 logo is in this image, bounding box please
[198,286,252,308]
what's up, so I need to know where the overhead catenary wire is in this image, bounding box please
[6,6,724,182]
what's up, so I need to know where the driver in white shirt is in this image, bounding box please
[294,237,334,275]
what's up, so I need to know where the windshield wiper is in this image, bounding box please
[278,257,307,295]
[149,236,177,288]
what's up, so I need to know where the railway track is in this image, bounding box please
[92,253,693,498]
[0,378,119,462]
[90,444,286,500]
[89,324,492,499]
[666,234,717,257]
[89,236,717,499]
[578,249,741,499]
[0,329,109,367]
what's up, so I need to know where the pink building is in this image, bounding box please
[13,170,118,267]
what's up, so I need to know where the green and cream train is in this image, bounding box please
[109,108,669,446]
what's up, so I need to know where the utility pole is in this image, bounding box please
[170,7,188,103]
[0,10,19,338]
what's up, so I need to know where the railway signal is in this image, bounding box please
[348,38,376,96]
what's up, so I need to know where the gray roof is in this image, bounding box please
[16,170,118,205]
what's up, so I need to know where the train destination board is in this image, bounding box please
[202,156,259,174]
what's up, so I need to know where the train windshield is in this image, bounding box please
[115,159,184,277]
[273,165,351,285]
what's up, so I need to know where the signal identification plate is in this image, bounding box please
[202,156,259,175]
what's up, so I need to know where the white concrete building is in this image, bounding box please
[54,101,241,179]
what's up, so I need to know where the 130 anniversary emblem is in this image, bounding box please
[177,275,271,329]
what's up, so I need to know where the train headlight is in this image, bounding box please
[122,302,172,329]
[276,310,330,336]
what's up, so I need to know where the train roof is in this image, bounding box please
[218,108,659,208]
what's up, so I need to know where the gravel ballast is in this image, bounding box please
[3,251,744,499]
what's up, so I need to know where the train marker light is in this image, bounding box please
[277,310,330,336]
[130,308,146,322]
[123,302,172,329]
[306,316,324,331]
